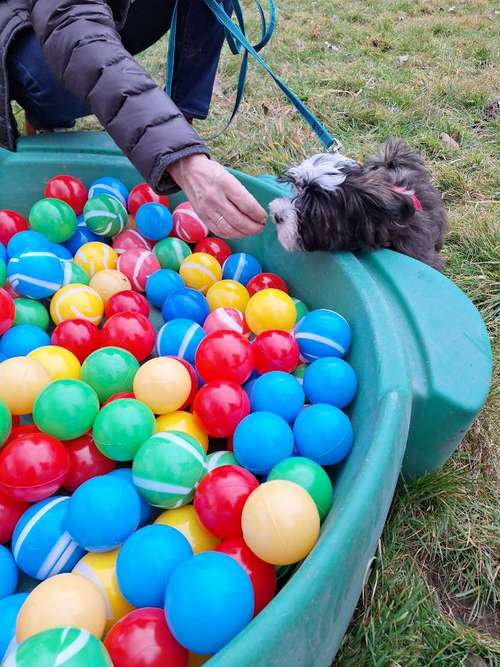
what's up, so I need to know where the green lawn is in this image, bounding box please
[88,0,497,663]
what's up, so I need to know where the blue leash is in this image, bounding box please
[166,0,341,152]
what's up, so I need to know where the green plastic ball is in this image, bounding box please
[292,297,309,325]
[153,237,191,271]
[132,431,207,508]
[93,398,155,461]
[268,456,333,521]
[33,379,100,441]
[206,450,238,472]
[84,194,128,237]
[293,363,307,385]
[0,258,6,287]
[0,398,12,447]
[14,298,50,330]
[63,261,90,286]
[81,347,139,403]
[28,198,77,243]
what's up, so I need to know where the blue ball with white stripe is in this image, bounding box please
[49,242,73,263]
[7,250,64,299]
[88,176,129,208]
[222,252,261,285]
[11,496,85,580]
[156,318,205,365]
[6,231,51,259]
[0,324,50,358]
[162,288,210,325]
[0,593,28,661]
[0,546,17,600]
[294,308,351,362]
[135,202,173,241]
[145,269,184,308]
[64,216,102,256]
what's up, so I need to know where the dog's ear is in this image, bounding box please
[280,153,356,192]
[343,171,417,225]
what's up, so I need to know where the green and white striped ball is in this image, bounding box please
[206,450,238,473]
[132,431,207,509]
[63,261,90,286]
[2,627,111,667]
[293,363,308,386]
[153,237,192,271]
[292,297,309,325]
[83,195,127,237]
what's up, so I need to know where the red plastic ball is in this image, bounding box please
[44,175,88,214]
[0,210,29,245]
[0,489,29,544]
[117,249,161,292]
[168,357,198,409]
[128,183,170,216]
[216,538,277,615]
[2,282,19,300]
[246,272,289,295]
[7,424,41,444]
[105,290,150,318]
[192,381,250,438]
[64,433,116,491]
[253,330,300,374]
[102,391,135,407]
[0,288,15,336]
[51,318,102,364]
[172,201,208,244]
[194,465,259,539]
[101,312,156,362]
[194,237,232,265]
[0,432,70,502]
[104,607,188,667]
[113,229,154,255]
[195,331,254,385]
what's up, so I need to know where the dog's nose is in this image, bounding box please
[273,213,283,225]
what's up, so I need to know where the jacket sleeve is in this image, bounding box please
[28,0,210,193]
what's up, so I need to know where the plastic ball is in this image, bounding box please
[154,505,220,553]
[64,433,116,491]
[245,288,296,334]
[28,345,81,380]
[293,403,353,465]
[44,175,87,214]
[107,468,152,526]
[0,545,17,599]
[50,283,104,326]
[132,357,190,414]
[128,182,170,214]
[195,331,254,385]
[0,257,5,286]
[253,329,300,373]
[51,318,101,363]
[66,475,141,552]
[293,362,307,385]
[179,253,221,294]
[192,381,250,438]
[0,243,5,263]
[205,451,237,472]
[33,379,99,441]
[64,219,102,255]
[145,268,184,308]
[28,198,77,243]
[117,525,192,608]
[292,297,309,324]
[222,252,261,285]
[0,210,28,246]
[0,323,49,358]
[0,357,51,415]
[0,593,28,661]
[63,260,90,286]
[165,552,253,654]
[14,298,49,330]
[89,176,129,208]
[105,289,150,318]
[233,412,294,475]
[117,249,161,292]
[154,237,191,271]
[205,279,250,313]
[16,573,107,641]
[303,357,357,410]
[49,241,73,263]
[113,228,153,255]
[89,269,131,305]
[156,318,205,366]
[172,201,208,244]
[135,203,173,241]
[203,307,248,337]
[162,288,209,325]
[0,289,14,335]
[105,607,187,667]
[83,194,127,237]
[102,391,135,405]
[216,538,277,615]
[7,250,64,299]
[93,398,155,461]
[6,230,50,258]
[194,237,232,265]
[81,347,139,403]
[294,308,351,361]
[250,371,305,422]
[247,272,288,295]
[101,312,156,362]
[194,465,259,539]
[0,491,28,544]
[74,241,117,277]
[155,411,208,452]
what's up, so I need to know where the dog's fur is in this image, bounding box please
[269,139,447,270]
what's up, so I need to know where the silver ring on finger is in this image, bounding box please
[215,214,225,227]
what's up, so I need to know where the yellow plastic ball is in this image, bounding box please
[16,573,107,642]
[206,280,250,312]
[74,241,118,277]
[0,357,51,416]
[50,283,104,326]
[73,549,134,631]
[241,480,320,565]
[245,288,296,335]
[28,345,81,381]
[133,357,191,414]
[155,505,220,553]
[155,411,208,452]
[179,252,222,294]
[89,269,131,305]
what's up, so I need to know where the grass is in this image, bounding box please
[58,0,500,662]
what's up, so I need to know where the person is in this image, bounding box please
[0,0,267,238]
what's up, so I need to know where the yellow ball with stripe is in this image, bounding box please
[206,279,250,312]
[50,283,104,326]
[179,252,222,294]
[155,411,209,452]
[155,504,220,553]
[74,241,118,278]
[73,549,134,632]
[89,269,131,305]
[28,345,81,380]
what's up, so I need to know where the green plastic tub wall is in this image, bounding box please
[0,134,492,666]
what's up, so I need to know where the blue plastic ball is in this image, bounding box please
[294,308,352,361]
[0,324,50,358]
[11,496,85,580]
[0,243,6,263]
[66,475,141,552]
[6,231,51,259]
[233,411,294,475]
[107,468,152,525]
[293,403,353,465]
[135,203,173,241]
[0,546,17,600]
[156,318,206,365]
[250,371,305,423]
[222,253,262,285]
[88,176,129,208]
[303,357,357,408]
[243,375,259,398]
[0,593,28,661]
[117,524,192,607]
[165,552,254,654]
[162,288,210,325]
[64,217,102,255]
[145,269,184,308]
[48,242,73,263]
[7,250,64,299]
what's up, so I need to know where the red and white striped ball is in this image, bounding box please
[203,307,250,337]
[128,182,170,215]
[117,249,161,292]
[172,201,208,244]
[113,229,153,255]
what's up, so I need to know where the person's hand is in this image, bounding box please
[167,154,267,239]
